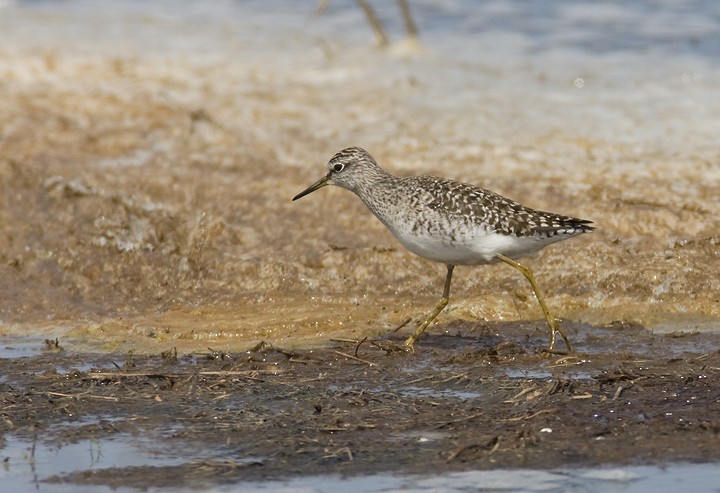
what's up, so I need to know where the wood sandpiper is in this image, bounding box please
[293,147,594,353]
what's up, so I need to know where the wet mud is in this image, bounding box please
[2,321,720,489]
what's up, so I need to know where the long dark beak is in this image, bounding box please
[292,174,330,201]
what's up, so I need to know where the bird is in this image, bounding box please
[292,147,594,352]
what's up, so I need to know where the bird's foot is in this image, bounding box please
[541,323,572,356]
[402,338,417,354]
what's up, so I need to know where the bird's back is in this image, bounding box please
[407,175,592,236]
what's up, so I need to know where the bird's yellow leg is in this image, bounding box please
[403,265,454,351]
[497,254,572,353]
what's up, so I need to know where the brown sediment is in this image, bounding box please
[1,45,719,350]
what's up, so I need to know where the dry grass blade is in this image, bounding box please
[506,409,555,422]
[333,350,375,366]
[45,391,119,402]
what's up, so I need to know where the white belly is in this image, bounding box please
[388,221,545,265]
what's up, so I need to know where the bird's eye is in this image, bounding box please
[333,163,344,172]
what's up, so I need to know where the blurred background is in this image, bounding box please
[0,0,718,352]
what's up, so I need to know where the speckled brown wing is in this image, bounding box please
[419,176,594,238]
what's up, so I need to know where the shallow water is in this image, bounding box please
[233,465,720,493]
[3,431,719,493]
[0,337,46,359]
[1,432,205,493]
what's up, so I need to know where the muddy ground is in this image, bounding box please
[2,320,719,489]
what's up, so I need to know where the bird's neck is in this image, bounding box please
[350,165,396,197]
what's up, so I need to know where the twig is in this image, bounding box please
[354,336,368,357]
[333,350,375,367]
[330,338,359,343]
[505,409,555,422]
[401,374,434,386]
[46,391,119,402]
[547,356,583,368]
[612,385,624,400]
[319,426,348,433]
[37,372,178,380]
[435,412,484,429]
[504,386,539,403]
[392,316,412,332]
[440,372,468,383]
[321,446,354,461]
[198,370,283,376]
